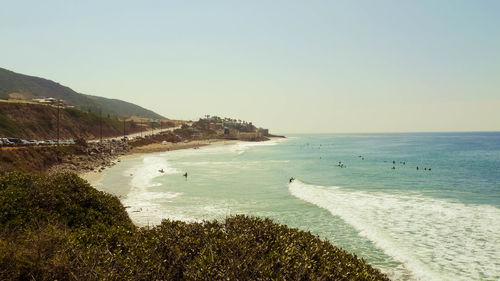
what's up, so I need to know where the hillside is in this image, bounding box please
[0,101,145,139]
[0,67,164,119]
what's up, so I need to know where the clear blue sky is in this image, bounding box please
[1,0,499,133]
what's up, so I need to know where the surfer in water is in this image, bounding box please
[289,177,295,183]
[183,172,188,178]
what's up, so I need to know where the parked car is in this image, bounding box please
[7,138,21,145]
[58,139,74,145]
[1,138,13,146]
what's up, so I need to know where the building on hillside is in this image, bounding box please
[208,122,224,130]
[258,128,269,136]
[32,97,66,106]
[239,132,263,140]
[32,97,56,104]
[189,128,202,139]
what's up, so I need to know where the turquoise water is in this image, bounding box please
[96,133,500,281]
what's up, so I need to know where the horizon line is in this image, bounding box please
[277,130,500,135]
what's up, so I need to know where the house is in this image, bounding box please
[215,123,224,130]
[32,97,65,106]
[258,128,269,136]
[239,132,263,141]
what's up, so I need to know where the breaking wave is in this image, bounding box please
[288,180,500,281]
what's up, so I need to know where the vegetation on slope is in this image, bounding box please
[85,94,165,120]
[0,102,142,139]
[0,67,164,119]
[0,145,82,173]
[0,172,390,281]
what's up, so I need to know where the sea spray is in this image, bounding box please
[288,179,500,281]
[123,155,184,225]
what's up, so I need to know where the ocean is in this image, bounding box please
[94,132,500,281]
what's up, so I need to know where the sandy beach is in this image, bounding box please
[131,139,240,153]
[79,139,241,186]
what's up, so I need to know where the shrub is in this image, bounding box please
[0,172,133,230]
[0,173,390,281]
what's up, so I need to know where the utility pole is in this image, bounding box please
[56,99,60,146]
[151,119,154,136]
[140,120,143,138]
[123,118,126,141]
[99,109,103,143]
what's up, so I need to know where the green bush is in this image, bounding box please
[0,173,390,281]
[0,172,133,230]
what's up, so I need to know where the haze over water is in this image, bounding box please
[97,132,500,280]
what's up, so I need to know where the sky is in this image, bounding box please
[1,0,499,133]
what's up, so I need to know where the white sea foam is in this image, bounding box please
[230,138,286,154]
[156,139,287,159]
[289,180,500,281]
[123,155,185,226]
[125,155,179,187]
[119,139,289,226]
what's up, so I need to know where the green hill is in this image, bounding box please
[0,67,164,119]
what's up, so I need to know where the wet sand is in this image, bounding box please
[131,139,239,153]
[80,139,240,186]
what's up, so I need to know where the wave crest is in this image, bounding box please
[288,180,500,281]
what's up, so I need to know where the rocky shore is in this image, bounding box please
[47,139,241,176]
[47,141,131,175]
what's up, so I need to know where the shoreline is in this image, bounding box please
[81,136,288,227]
[79,138,248,185]
[130,138,240,153]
